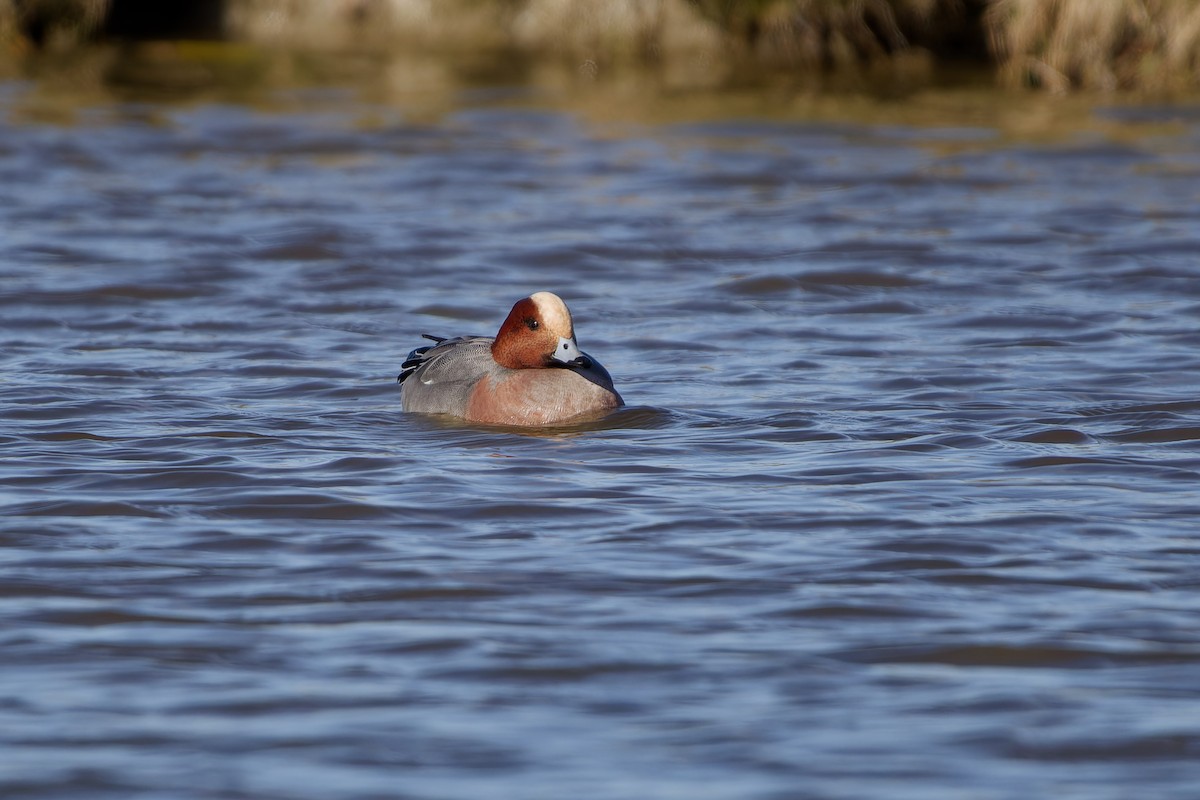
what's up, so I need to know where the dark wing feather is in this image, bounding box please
[397,334,448,384]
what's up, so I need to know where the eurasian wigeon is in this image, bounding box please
[398,291,623,426]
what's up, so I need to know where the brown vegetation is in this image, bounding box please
[3,0,1199,92]
[987,0,1200,92]
[688,0,974,65]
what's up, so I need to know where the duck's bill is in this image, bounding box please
[550,336,592,370]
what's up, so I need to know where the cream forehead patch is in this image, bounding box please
[530,292,573,335]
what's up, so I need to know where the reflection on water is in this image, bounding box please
[2,57,1200,800]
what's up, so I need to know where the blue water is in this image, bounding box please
[2,73,1200,799]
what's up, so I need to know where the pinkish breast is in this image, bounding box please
[465,368,622,426]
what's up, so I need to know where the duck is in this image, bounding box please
[398,291,623,426]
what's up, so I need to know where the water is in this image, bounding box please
[3,69,1200,799]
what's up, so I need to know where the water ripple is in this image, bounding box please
[1,83,1199,800]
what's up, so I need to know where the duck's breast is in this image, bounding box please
[466,365,623,426]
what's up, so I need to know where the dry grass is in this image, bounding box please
[221,0,732,89]
[225,0,726,66]
[2,0,108,50]
[226,0,497,50]
[987,0,1200,91]
[689,0,966,66]
[4,0,1200,92]
[513,0,721,62]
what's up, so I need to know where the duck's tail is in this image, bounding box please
[397,334,448,384]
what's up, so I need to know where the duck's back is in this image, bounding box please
[399,336,498,416]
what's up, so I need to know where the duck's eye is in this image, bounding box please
[524,317,539,331]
